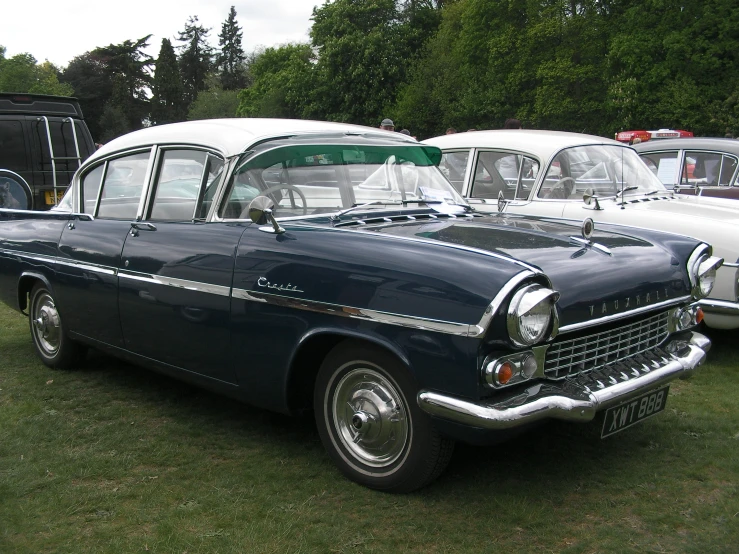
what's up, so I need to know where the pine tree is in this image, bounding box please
[217,6,247,90]
[177,16,214,110]
[151,38,185,125]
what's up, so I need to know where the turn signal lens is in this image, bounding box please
[496,362,514,385]
[696,307,704,324]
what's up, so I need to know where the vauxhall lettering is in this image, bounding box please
[588,288,671,319]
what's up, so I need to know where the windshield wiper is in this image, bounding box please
[400,199,443,205]
[644,189,662,195]
[336,200,401,217]
[616,186,639,197]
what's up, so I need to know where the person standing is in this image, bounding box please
[379,118,395,131]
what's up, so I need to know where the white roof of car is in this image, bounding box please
[91,118,413,161]
[424,129,625,160]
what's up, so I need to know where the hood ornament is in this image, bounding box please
[569,217,611,256]
[581,217,594,240]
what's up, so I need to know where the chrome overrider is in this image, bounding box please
[417,331,710,430]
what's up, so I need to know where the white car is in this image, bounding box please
[425,130,739,330]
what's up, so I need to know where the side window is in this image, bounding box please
[97,151,150,219]
[438,151,469,193]
[638,151,679,185]
[197,155,225,219]
[0,120,27,171]
[81,165,104,213]
[685,151,731,187]
[472,152,538,200]
[723,155,739,186]
[150,150,208,221]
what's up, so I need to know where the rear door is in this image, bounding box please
[56,149,153,347]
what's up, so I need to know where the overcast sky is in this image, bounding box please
[1,0,319,68]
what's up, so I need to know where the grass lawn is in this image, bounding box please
[1,300,738,553]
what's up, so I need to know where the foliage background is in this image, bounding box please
[1,0,738,141]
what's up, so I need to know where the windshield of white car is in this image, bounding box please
[537,145,666,200]
[220,143,467,219]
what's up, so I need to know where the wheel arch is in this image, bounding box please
[284,328,412,415]
[17,271,53,312]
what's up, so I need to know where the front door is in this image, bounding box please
[116,149,242,384]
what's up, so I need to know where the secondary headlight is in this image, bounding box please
[687,244,723,299]
[506,284,560,347]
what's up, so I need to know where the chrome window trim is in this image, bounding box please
[118,269,231,297]
[232,287,478,336]
[557,295,692,334]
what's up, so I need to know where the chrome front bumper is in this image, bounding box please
[417,331,710,431]
[698,298,739,316]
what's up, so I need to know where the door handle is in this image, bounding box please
[130,222,157,231]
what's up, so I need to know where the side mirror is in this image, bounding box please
[248,196,285,234]
[582,188,602,210]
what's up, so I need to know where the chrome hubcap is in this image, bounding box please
[32,292,60,355]
[333,367,409,467]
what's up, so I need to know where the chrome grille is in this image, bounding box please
[545,311,670,379]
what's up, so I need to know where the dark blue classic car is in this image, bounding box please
[0,119,721,492]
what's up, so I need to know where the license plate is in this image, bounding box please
[601,386,669,438]
[44,190,65,205]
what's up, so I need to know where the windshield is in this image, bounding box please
[537,145,667,200]
[219,143,467,219]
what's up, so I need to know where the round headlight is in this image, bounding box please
[697,257,721,297]
[506,284,560,347]
[687,245,722,299]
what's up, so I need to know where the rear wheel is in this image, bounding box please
[28,283,85,368]
[314,341,454,492]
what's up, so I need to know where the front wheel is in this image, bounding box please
[314,341,454,492]
[28,283,85,369]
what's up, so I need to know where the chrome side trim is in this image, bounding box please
[558,296,692,334]
[0,248,118,276]
[698,298,739,316]
[54,258,117,276]
[418,331,709,430]
[118,270,231,297]
[233,287,477,336]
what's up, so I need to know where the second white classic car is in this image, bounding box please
[424,130,739,330]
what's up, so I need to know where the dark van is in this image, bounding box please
[0,93,95,210]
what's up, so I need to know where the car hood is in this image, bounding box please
[615,194,739,225]
[361,213,694,327]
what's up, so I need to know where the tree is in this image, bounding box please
[236,44,315,119]
[151,38,185,125]
[217,6,247,90]
[61,52,114,140]
[0,49,73,96]
[309,0,444,126]
[177,16,214,110]
[93,36,154,134]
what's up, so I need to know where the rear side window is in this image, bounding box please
[684,151,738,187]
[0,120,28,171]
[97,152,150,219]
[81,165,104,213]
